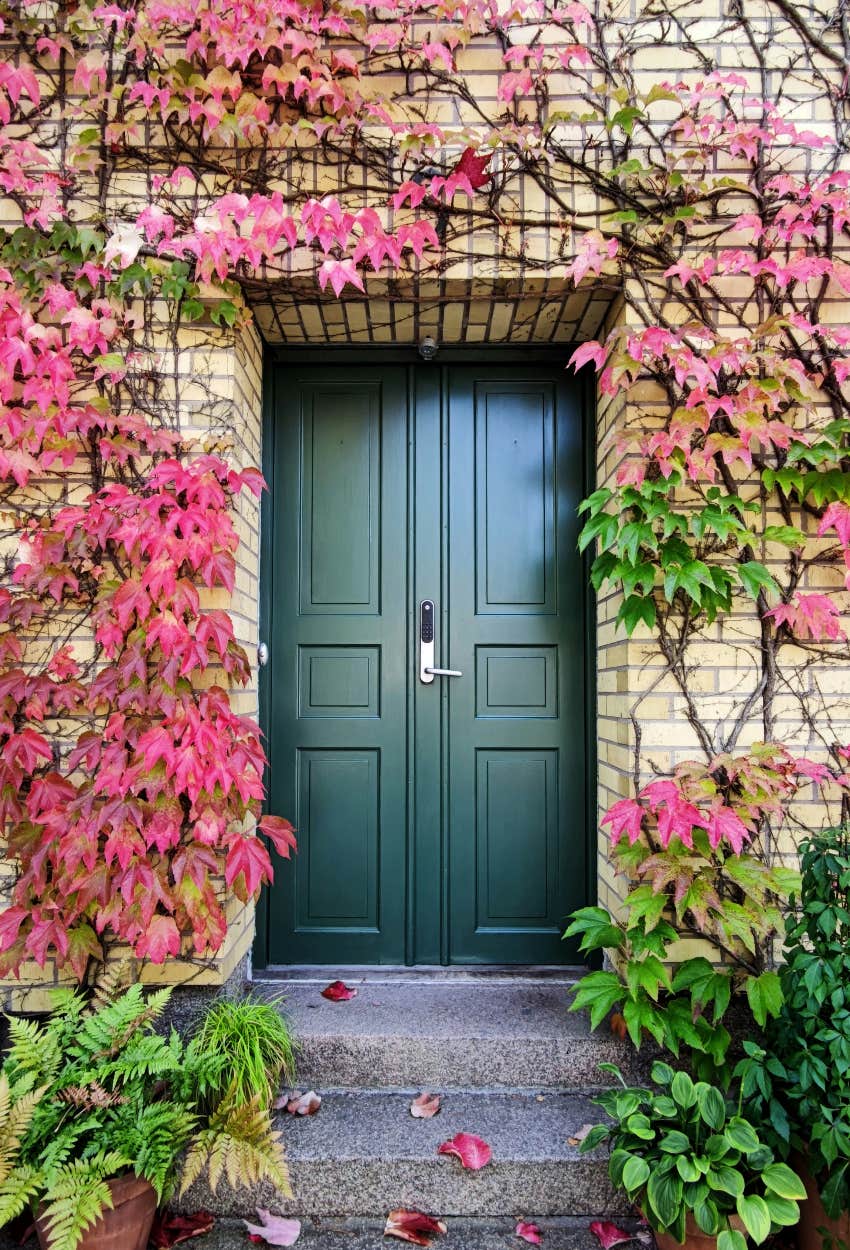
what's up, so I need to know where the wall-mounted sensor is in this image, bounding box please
[418,336,438,361]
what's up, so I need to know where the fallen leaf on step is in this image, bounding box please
[321,980,358,1001]
[437,1132,492,1170]
[286,1090,322,1116]
[567,1123,596,1147]
[384,1209,447,1245]
[410,1093,441,1118]
[609,1012,628,1041]
[244,1210,302,1246]
[150,1211,215,1248]
[272,1091,293,1110]
[516,1221,543,1244]
[589,1221,633,1250]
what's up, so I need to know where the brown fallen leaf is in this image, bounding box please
[150,1211,216,1248]
[384,1209,447,1246]
[567,1122,597,1147]
[286,1090,322,1116]
[410,1093,441,1118]
[609,1012,628,1041]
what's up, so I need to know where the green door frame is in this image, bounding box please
[253,346,598,970]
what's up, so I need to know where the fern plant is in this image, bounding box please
[0,983,291,1250]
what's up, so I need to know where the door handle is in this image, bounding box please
[419,600,462,684]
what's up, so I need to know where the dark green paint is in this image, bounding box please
[260,359,590,966]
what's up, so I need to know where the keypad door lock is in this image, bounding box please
[419,600,462,683]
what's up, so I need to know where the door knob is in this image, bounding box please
[419,600,462,684]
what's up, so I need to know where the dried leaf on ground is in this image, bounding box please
[410,1093,441,1118]
[286,1090,322,1115]
[567,1123,597,1146]
[436,1132,492,1170]
[321,980,358,1001]
[150,1211,215,1248]
[589,1221,634,1250]
[244,1210,302,1246]
[516,1221,543,1244]
[384,1209,448,1245]
[609,1013,628,1041]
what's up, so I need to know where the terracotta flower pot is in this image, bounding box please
[794,1155,850,1250]
[35,1173,157,1250]
[653,1213,745,1250]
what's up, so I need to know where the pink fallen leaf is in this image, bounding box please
[410,1093,441,1118]
[286,1090,322,1116]
[590,1222,634,1250]
[244,1210,301,1246]
[516,1222,543,1244]
[436,1132,492,1170]
[321,980,358,1001]
[384,1209,447,1246]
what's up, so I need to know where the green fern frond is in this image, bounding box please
[6,1016,53,1083]
[38,1152,128,1250]
[85,961,133,1014]
[0,1163,43,1226]
[113,1101,196,1201]
[180,1095,290,1198]
[0,1074,47,1184]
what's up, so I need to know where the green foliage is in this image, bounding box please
[584,1062,806,1244]
[733,828,850,1219]
[190,994,296,1108]
[0,983,291,1250]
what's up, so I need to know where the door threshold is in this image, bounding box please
[253,964,587,984]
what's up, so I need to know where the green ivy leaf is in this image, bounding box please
[745,971,783,1028]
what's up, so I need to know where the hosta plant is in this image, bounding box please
[582,1061,806,1249]
[0,983,289,1250]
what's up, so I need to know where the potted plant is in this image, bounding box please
[0,982,293,1250]
[581,1061,806,1250]
[733,827,850,1250]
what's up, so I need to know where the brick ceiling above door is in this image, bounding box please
[243,274,618,345]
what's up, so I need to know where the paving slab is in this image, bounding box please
[255,979,651,1090]
[178,1089,625,1219]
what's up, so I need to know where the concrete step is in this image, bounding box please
[181,1088,626,1219]
[255,976,649,1090]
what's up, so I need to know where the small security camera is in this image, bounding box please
[418,336,438,361]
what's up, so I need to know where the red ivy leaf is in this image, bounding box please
[590,1222,634,1250]
[150,1211,215,1248]
[384,1209,447,1246]
[321,980,358,1001]
[451,147,492,190]
[516,1223,543,1245]
[135,914,180,962]
[436,1132,492,1170]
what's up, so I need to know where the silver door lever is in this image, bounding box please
[419,600,463,683]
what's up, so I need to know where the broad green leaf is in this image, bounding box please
[724,1118,760,1153]
[761,1162,806,1200]
[647,1169,683,1228]
[717,1230,747,1250]
[736,1194,771,1244]
[671,1071,697,1109]
[622,1155,651,1192]
[745,971,783,1028]
[737,560,779,601]
[697,1085,727,1131]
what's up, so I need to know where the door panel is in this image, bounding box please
[266,368,408,964]
[446,368,586,963]
[264,361,587,966]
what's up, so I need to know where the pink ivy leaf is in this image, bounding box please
[437,1132,492,1170]
[243,1211,301,1246]
[384,1210,447,1245]
[516,1222,543,1244]
[321,980,358,1001]
[410,1093,441,1118]
[601,798,645,845]
[569,341,607,372]
[134,914,181,963]
[589,1223,634,1250]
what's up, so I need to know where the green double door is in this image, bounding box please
[261,361,589,966]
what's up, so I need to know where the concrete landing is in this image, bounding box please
[255,977,647,1090]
